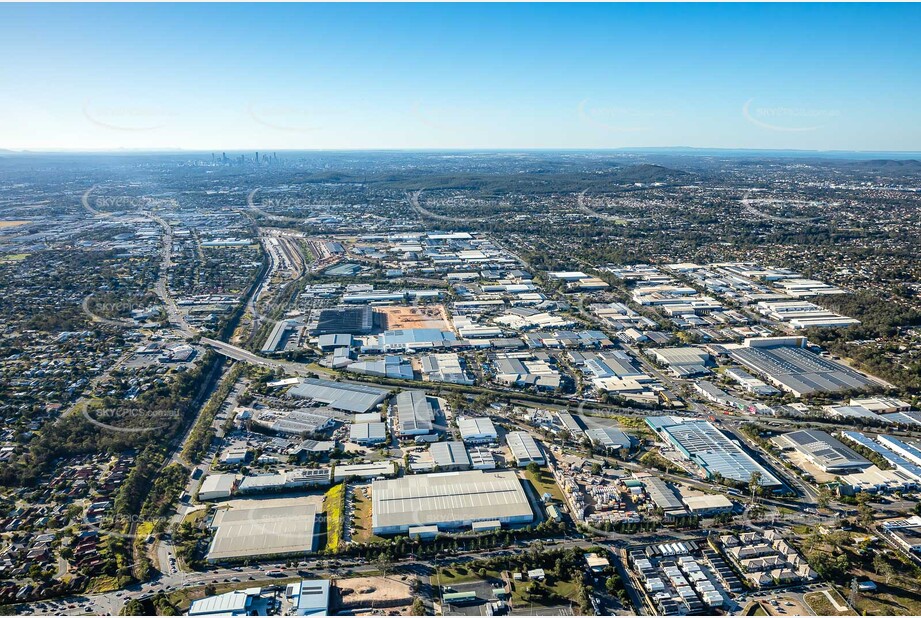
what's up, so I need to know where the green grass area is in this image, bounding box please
[524,468,564,503]
[804,589,851,616]
[613,415,649,430]
[324,483,345,552]
[87,574,133,594]
[510,578,581,609]
[852,580,921,616]
[182,507,209,527]
[0,253,29,262]
[437,567,503,586]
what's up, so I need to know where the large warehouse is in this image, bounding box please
[206,499,318,562]
[457,417,498,444]
[307,305,374,335]
[647,347,712,377]
[394,390,437,436]
[776,430,871,473]
[371,470,533,535]
[585,427,633,452]
[506,431,545,466]
[727,339,876,397]
[646,417,781,487]
[287,378,390,413]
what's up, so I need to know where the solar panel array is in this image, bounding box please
[659,420,781,486]
[730,345,875,396]
[778,430,870,472]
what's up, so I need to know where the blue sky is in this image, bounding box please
[0,3,919,151]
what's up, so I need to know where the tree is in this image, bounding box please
[872,553,896,584]
[605,575,621,595]
[526,462,541,477]
[748,471,763,502]
[374,552,393,579]
[857,492,875,528]
[817,486,831,509]
[120,599,145,616]
[410,598,425,616]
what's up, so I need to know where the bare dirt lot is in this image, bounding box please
[762,595,813,616]
[337,575,414,613]
[377,304,450,330]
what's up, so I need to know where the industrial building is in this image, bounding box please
[880,516,921,555]
[878,435,921,468]
[420,352,475,385]
[824,404,880,422]
[189,588,270,616]
[506,431,545,466]
[349,421,387,445]
[345,355,414,380]
[754,299,860,329]
[198,474,239,501]
[307,305,374,335]
[556,411,584,436]
[316,333,355,351]
[641,476,688,519]
[493,353,561,390]
[646,417,781,487]
[371,328,457,352]
[841,432,921,482]
[430,440,472,470]
[837,467,917,495]
[261,319,303,354]
[333,461,397,482]
[371,470,533,535]
[394,390,437,437]
[457,417,498,444]
[682,494,734,516]
[727,339,876,397]
[724,367,780,396]
[647,347,712,377]
[287,378,389,413]
[851,396,912,413]
[206,500,318,561]
[285,580,332,616]
[237,469,331,494]
[583,350,645,379]
[469,446,498,469]
[585,427,633,452]
[250,408,337,436]
[775,430,871,473]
